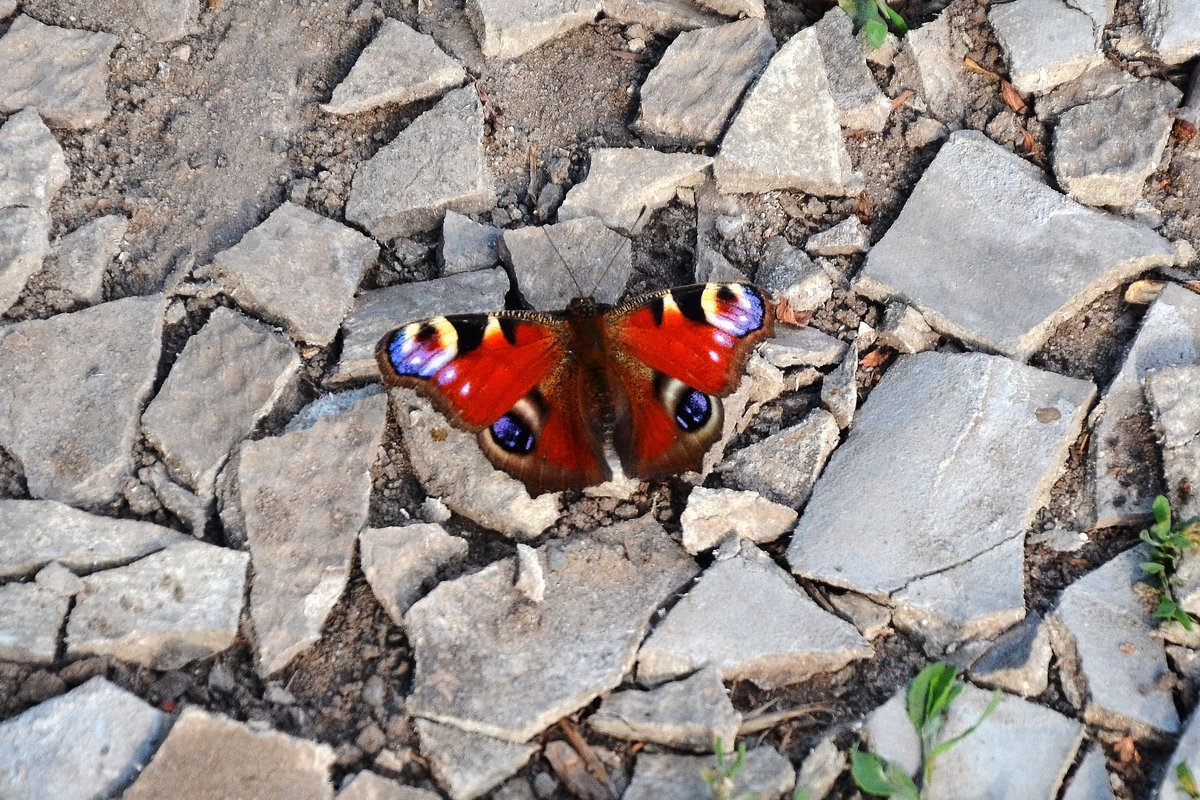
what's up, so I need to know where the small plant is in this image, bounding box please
[1179,760,1200,799]
[1139,494,1200,630]
[838,0,908,49]
[851,662,1000,799]
[700,739,808,800]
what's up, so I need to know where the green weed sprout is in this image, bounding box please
[851,662,1001,798]
[838,0,908,49]
[1179,760,1200,799]
[1140,494,1200,630]
[700,739,808,800]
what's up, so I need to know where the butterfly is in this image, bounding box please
[375,282,776,496]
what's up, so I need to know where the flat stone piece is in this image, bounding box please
[624,747,794,800]
[877,302,939,354]
[0,676,166,800]
[794,736,844,800]
[333,267,509,383]
[1049,547,1180,736]
[0,107,68,212]
[968,612,1053,697]
[339,772,441,800]
[441,210,500,275]
[502,218,631,310]
[715,27,860,196]
[634,18,775,147]
[813,7,891,132]
[466,0,600,60]
[0,499,188,578]
[856,130,1172,360]
[209,202,378,346]
[893,9,970,124]
[44,215,128,304]
[1143,0,1200,64]
[405,516,699,741]
[0,294,164,506]
[789,352,1095,596]
[1156,707,1200,799]
[866,685,1083,800]
[757,236,833,314]
[638,542,872,689]
[990,0,1104,94]
[0,206,49,317]
[558,148,712,234]
[759,325,846,368]
[1063,745,1116,800]
[680,486,797,554]
[1053,78,1182,208]
[717,408,840,508]
[1092,283,1200,527]
[359,524,468,624]
[323,19,466,115]
[1146,365,1200,523]
[892,536,1026,653]
[65,540,248,669]
[0,16,118,129]
[0,580,70,662]
[821,339,857,429]
[226,390,386,676]
[123,707,335,800]
[696,0,764,15]
[13,0,199,42]
[389,389,560,540]
[806,216,870,256]
[346,85,494,240]
[416,719,536,800]
[143,307,299,498]
[588,666,740,752]
[600,0,726,30]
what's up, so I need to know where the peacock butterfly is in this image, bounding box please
[376,282,776,496]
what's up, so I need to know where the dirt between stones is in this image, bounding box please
[1,0,1198,797]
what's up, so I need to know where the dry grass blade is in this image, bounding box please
[738,702,834,735]
[1001,81,1028,114]
[962,56,1001,80]
[559,718,619,797]
[544,739,616,800]
[890,88,915,113]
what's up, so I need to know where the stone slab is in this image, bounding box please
[416,719,536,800]
[501,217,631,310]
[679,486,797,554]
[0,294,164,506]
[441,210,500,275]
[624,747,794,800]
[208,201,378,346]
[588,665,740,752]
[759,325,846,369]
[856,130,1173,360]
[788,352,1095,596]
[1063,744,1116,800]
[11,0,199,42]
[990,0,1104,95]
[359,523,469,624]
[813,7,891,133]
[638,542,872,689]
[0,107,68,213]
[465,0,600,60]
[806,216,870,256]
[893,8,970,125]
[968,611,1053,698]
[717,408,840,508]
[757,236,833,314]
[1145,365,1200,523]
[0,579,70,663]
[0,205,49,317]
[1142,0,1200,64]
[820,339,857,429]
[339,772,441,800]
[404,516,698,741]
[558,148,711,234]
[346,85,494,240]
[44,215,128,305]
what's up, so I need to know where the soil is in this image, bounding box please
[1,0,1198,797]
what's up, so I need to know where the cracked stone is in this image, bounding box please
[813,7,891,132]
[679,486,797,554]
[514,542,545,603]
[558,148,712,234]
[466,0,600,60]
[416,719,536,800]
[0,578,71,663]
[892,8,970,124]
[806,216,870,256]
[624,746,794,800]
[359,524,469,625]
[500,217,631,310]
[1142,0,1200,64]
[339,771,441,800]
[1063,744,1116,800]
[43,215,128,305]
[757,236,833,313]
[990,0,1105,94]
[441,210,500,275]
[759,325,846,369]
[0,107,68,213]
[0,206,49,317]
[876,302,939,354]
[717,408,840,508]
[968,612,1053,698]
[588,665,740,752]
[794,736,844,800]
[1145,365,1200,524]
[820,339,857,429]
[0,16,118,128]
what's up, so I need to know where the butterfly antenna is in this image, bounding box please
[589,205,649,298]
[540,225,586,298]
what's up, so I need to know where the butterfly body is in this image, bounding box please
[377,283,775,496]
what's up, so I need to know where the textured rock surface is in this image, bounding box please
[968,612,1053,697]
[0,206,49,317]
[990,0,1104,94]
[466,0,600,60]
[717,408,840,508]
[441,210,500,275]
[558,148,711,234]
[43,215,128,304]
[813,7,891,132]
[416,719,536,800]
[624,747,795,800]
[359,524,468,624]
[588,666,740,752]
[0,107,68,212]
[1142,0,1200,64]
[679,486,797,554]
[0,579,71,663]
[501,217,631,309]
[1145,365,1200,524]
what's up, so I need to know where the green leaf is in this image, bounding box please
[850,747,920,799]
[863,16,887,49]
[1178,760,1200,797]
[1155,495,1172,526]
[1142,562,1166,575]
[877,0,909,33]
[906,663,938,729]
[929,690,1002,760]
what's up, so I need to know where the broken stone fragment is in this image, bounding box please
[717,408,840,508]
[0,578,71,663]
[558,148,712,234]
[415,719,536,800]
[359,524,469,625]
[757,236,833,313]
[0,206,49,317]
[587,666,741,752]
[876,302,939,354]
[820,339,857,429]
[679,486,797,554]
[623,746,794,800]
[1141,0,1200,64]
[813,7,892,133]
[466,0,601,60]
[806,216,870,256]
[989,0,1105,95]
[0,107,69,213]
[968,612,1053,698]
[1145,364,1200,524]
[42,215,128,305]
[891,8,969,124]
[500,217,631,310]
[441,210,500,275]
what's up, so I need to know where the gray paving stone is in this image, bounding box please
[43,215,128,305]
[813,7,891,133]
[66,540,248,669]
[876,301,939,354]
[339,771,441,800]
[405,516,698,741]
[856,131,1172,360]
[698,352,787,478]
[441,210,500,275]
[0,16,118,129]
[22,0,199,42]
[359,524,469,625]
[892,8,970,124]
[416,719,536,800]
[501,217,631,310]
[323,19,466,115]
[990,0,1104,95]
[759,325,846,369]
[757,236,833,313]
[138,461,209,537]
[624,746,794,800]
[35,559,83,596]
[207,202,377,346]
[0,107,68,213]
[0,206,48,317]
[1049,546,1180,736]
[695,0,764,15]
[793,736,843,800]
[1146,365,1200,525]
[1157,707,1200,799]
[347,86,494,240]
[633,18,775,148]
[828,591,892,639]
[679,486,797,554]
[389,389,560,539]
[332,267,508,383]
[222,390,386,676]
[558,148,711,234]
[1142,0,1200,64]
[1063,744,1116,800]
[967,612,1052,698]
[0,0,13,18]
[0,294,164,506]
[892,536,1026,655]
[1053,78,1182,208]
[466,0,600,60]
[638,542,872,689]
[0,676,166,800]
[600,0,725,30]
[122,706,336,800]
[806,216,870,256]
[0,579,70,662]
[1035,62,1139,122]
[865,684,1083,800]
[714,27,860,196]
[588,666,740,752]
[717,407,840,508]
[143,307,299,498]
[789,352,1094,596]
[820,339,857,429]
[1092,283,1200,528]
[0,499,187,579]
